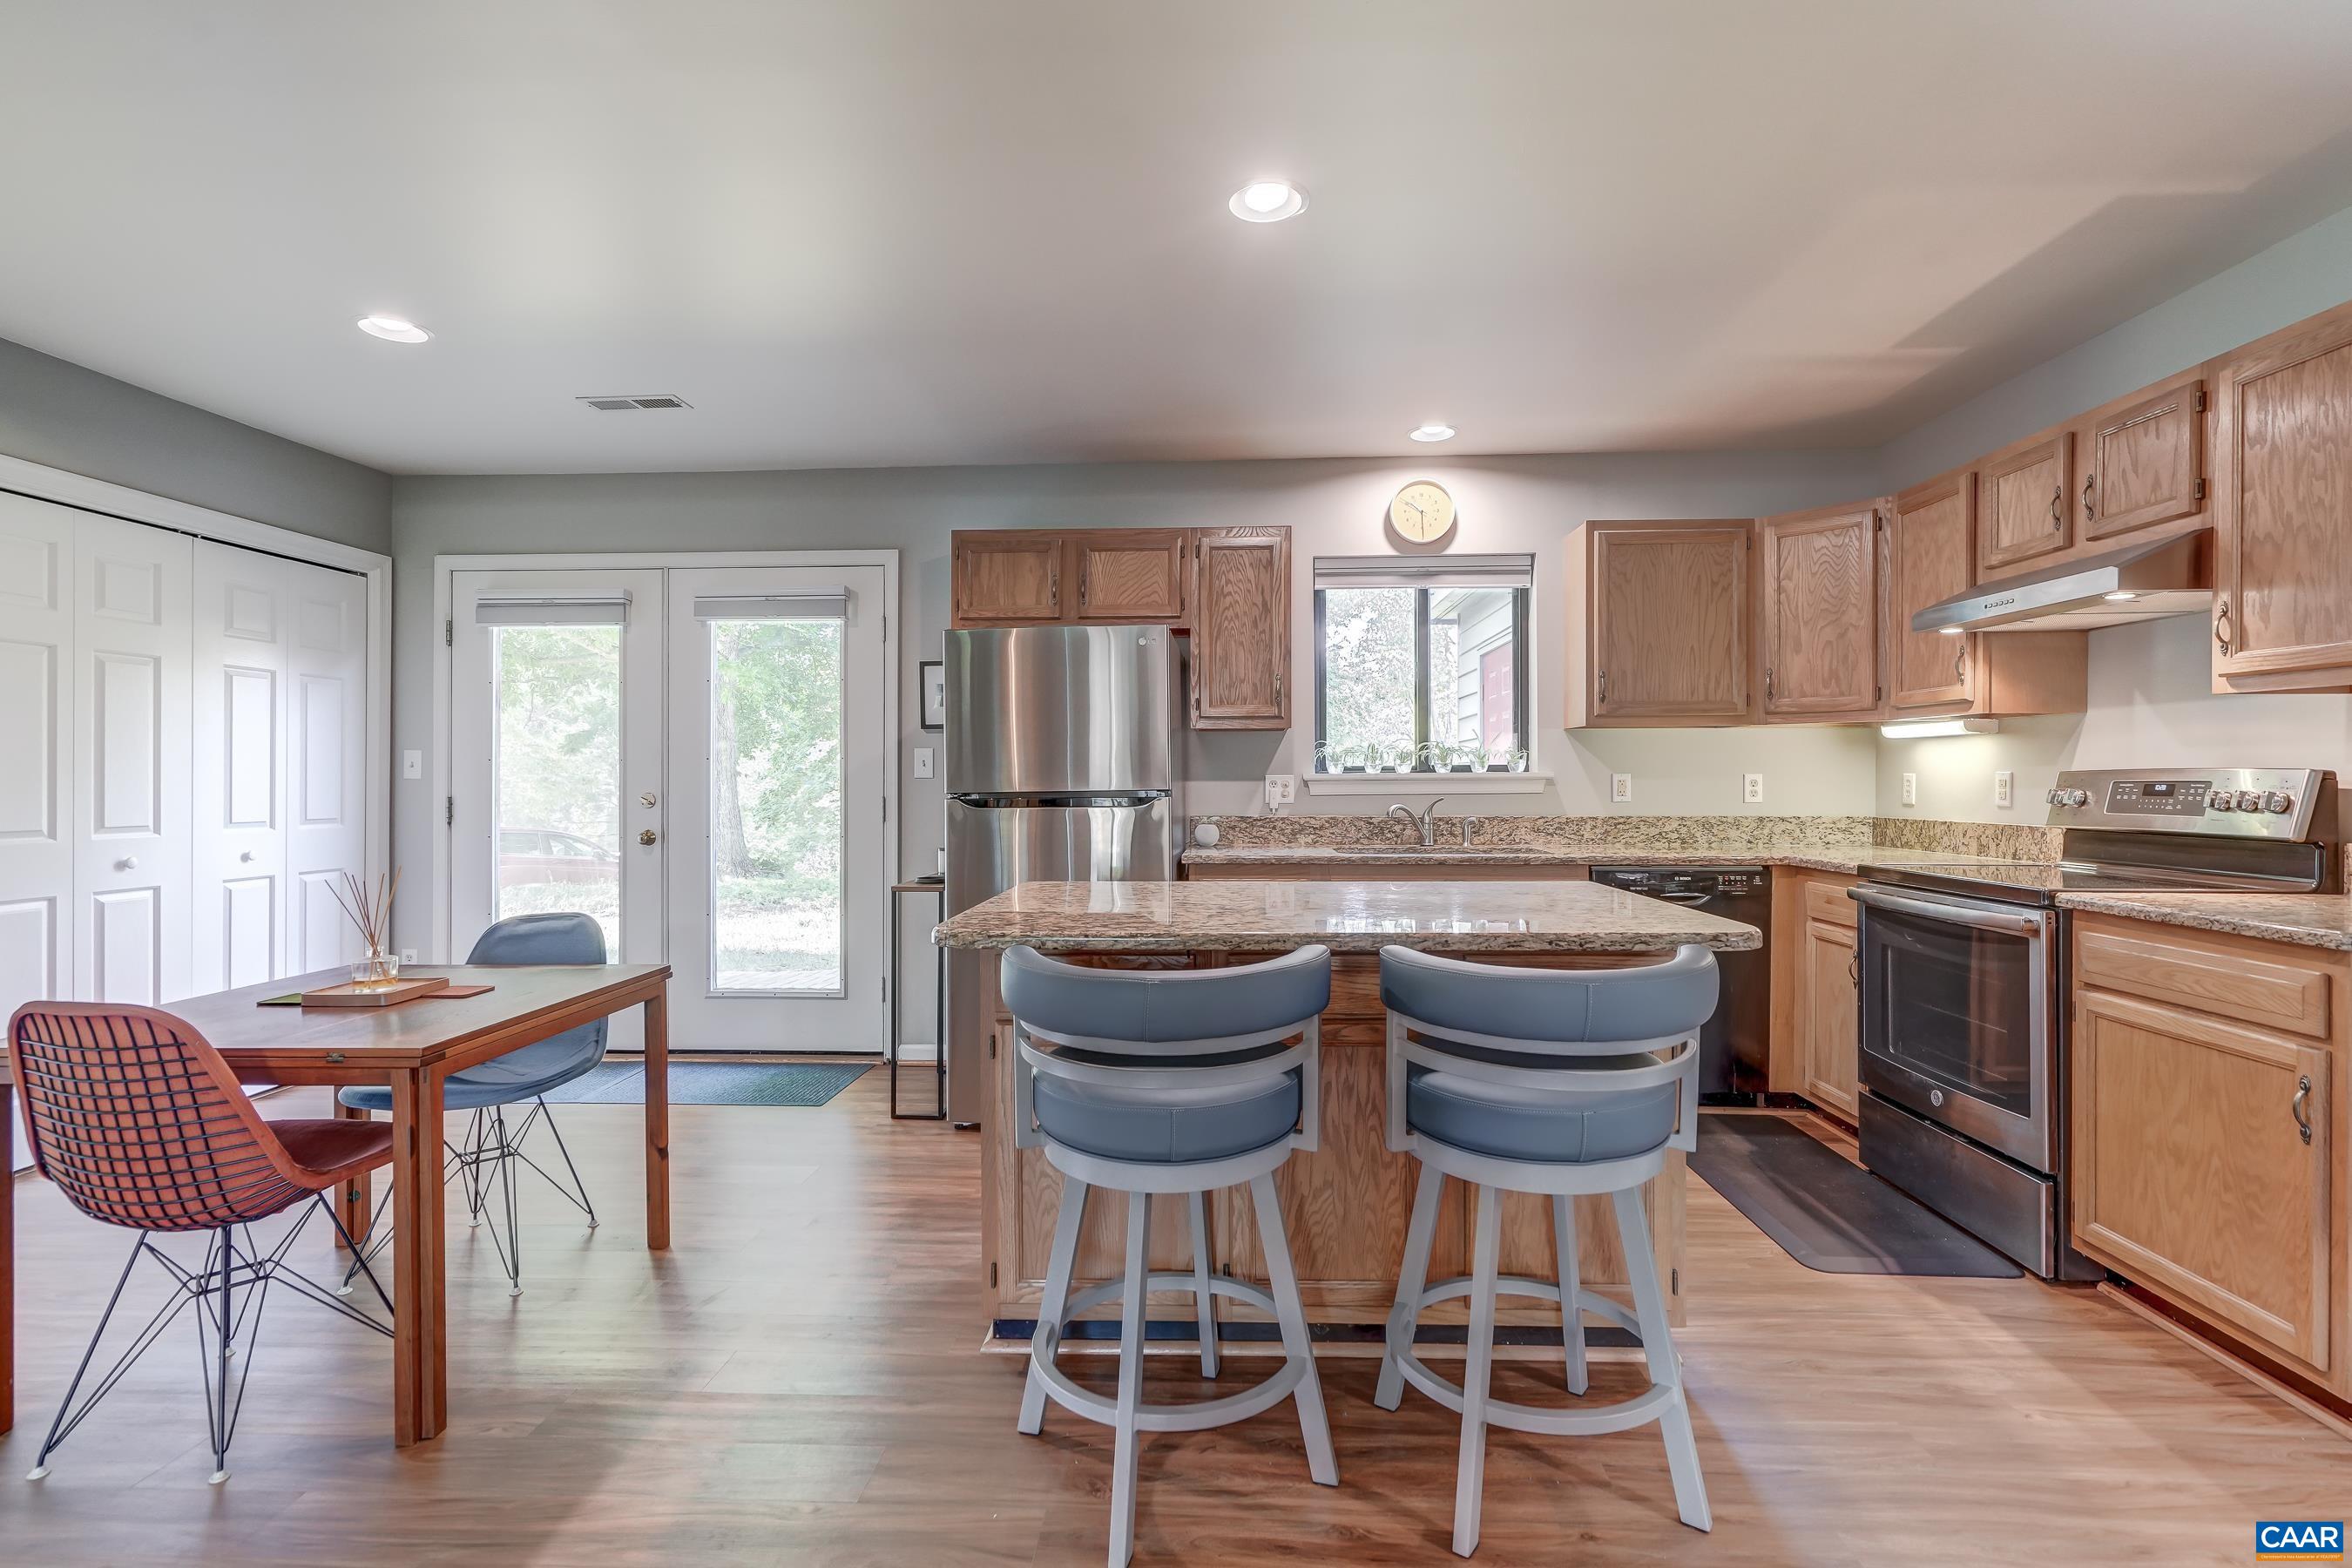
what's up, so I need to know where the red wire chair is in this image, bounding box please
[9,1001,397,1484]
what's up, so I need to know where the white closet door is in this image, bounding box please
[193,540,290,991]
[0,493,78,1024]
[283,558,369,976]
[73,514,193,1004]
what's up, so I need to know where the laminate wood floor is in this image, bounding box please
[0,1088,2339,1565]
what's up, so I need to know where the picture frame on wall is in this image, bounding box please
[920,659,946,731]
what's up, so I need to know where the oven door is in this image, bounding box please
[1853,885,2055,1171]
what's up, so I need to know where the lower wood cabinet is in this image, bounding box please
[2068,915,2346,1390]
[1769,871,1860,1117]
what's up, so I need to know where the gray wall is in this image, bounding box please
[1876,202,2352,822]
[388,450,1887,957]
[0,335,391,552]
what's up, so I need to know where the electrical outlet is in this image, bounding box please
[402,748,422,781]
[1902,771,1917,807]
[399,949,418,965]
[1265,774,1296,808]
[913,747,935,780]
[1743,773,1764,804]
[1994,769,2015,809]
[1610,773,1632,803]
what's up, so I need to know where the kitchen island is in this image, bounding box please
[935,878,1761,1350]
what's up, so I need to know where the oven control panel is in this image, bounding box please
[2041,767,2333,841]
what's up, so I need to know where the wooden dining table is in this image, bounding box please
[1,962,671,1448]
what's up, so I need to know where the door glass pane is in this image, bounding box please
[1874,914,2035,1115]
[492,625,622,959]
[708,618,844,995]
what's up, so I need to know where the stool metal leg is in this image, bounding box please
[1453,1182,1503,1558]
[1552,1193,1589,1396]
[1109,1190,1150,1568]
[1376,1160,1444,1412]
[1186,1188,1219,1379]
[1613,1185,1711,1532]
[1020,1175,1088,1436]
[1248,1172,1336,1487]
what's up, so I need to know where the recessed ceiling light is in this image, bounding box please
[1229,179,1307,223]
[1409,423,1456,443]
[356,314,430,343]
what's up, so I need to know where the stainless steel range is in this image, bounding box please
[1853,767,2340,1280]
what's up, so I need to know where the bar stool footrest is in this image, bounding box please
[1388,1274,1682,1437]
[1033,1271,1308,1435]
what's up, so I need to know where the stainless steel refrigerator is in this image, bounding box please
[943,625,1185,1123]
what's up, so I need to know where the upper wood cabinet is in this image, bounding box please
[1564,519,1751,727]
[1759,501,1882,721]
[1073,529,1187,623]
[1977,429,2072,574]
[1189,526,1291,729]
[2074,370,2206,544]
[1886,472,1975,710]
[2211,299,2352,691]
[950,526,1292,730]
[952,531,1068,625]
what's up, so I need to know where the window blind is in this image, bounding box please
[1312,553,1534,591]
[472,593,630,625]
[690,590,849,620]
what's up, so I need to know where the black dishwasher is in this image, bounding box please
[1588,866,1771,1103]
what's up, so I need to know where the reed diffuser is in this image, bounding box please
[330,868,402,989]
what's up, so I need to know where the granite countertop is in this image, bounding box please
[1181,843,2018,876]
[2053,891,2352,952]
[932,879,1763,954]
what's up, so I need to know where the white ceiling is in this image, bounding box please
[5,1,2352,475]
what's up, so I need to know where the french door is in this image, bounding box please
[449,563,889,1051]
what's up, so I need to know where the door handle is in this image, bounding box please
[117,855,139,871]
[2214,598,2233,657]
[2049,483,2062,528]
[2082,473,2096,522]
[639,829,659,846]
[2294,1074,2314,1146]
[1848,952,1860,988]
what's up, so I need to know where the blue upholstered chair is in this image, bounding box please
[1004,944,1337,1568]
[1374,943,1718,1558]
[339,912,611,1295]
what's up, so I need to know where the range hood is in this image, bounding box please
[1909,531,2210,634]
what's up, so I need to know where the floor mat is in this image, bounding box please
[539,1061,871,1106]
[1692,1115,2021,1278]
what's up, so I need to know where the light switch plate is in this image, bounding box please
[1610,773,1632,803]
[402,748,422,781]
[1265,774,1296,808]
[1743,772,1765,804]
[1902,772,1917,807]
[1994,769,2015,808]
[913,747,935,780]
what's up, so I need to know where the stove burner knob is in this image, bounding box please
[2061,788,2090,808]
[2044,788,2063,807]
[2210,793,2236,812]
[2264,790,2294,815]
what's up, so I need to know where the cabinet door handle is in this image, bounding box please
[1597,668,1607,704]
[1765,666,1775,703]
[2294,1073,2314,1146]
[1954,642,1967,685]
[1847,952,1860,988]
[2214,598,2233,657]
[2082,473,2096,523]
[2050,483,2063,528]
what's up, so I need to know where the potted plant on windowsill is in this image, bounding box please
[1340,743,1368,774]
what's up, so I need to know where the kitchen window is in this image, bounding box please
[1312,554,1531,774]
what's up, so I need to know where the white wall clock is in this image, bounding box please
[1389,480,1456,544]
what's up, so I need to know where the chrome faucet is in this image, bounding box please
[1388,799,1443,847]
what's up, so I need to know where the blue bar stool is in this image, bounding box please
[1004,944,1338,1568]
[1373,944,1716,1558]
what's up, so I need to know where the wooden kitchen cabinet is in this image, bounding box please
[2069,914,2348,1392]
[1885,468,2089,717]
[952,531,1068,625]
[1189,526,1291,729]
[2210,298,2352,692]
[1769,871,1860,1115]
[1800,914,1861,1119]
[1758,501,1882,721]
[1564,518,1753,727]
[1072,529,1187,622]
[1977,429,2072,575]
[950,525,1293,728]
[2072,369,2206,544]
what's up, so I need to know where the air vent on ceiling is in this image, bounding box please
[577,395,693,411]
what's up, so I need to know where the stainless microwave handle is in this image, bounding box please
[1849,885,2045,936]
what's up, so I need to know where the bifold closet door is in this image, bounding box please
[73,513,194,1004]
[192,541,369,992]
[0,494,78,1024]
